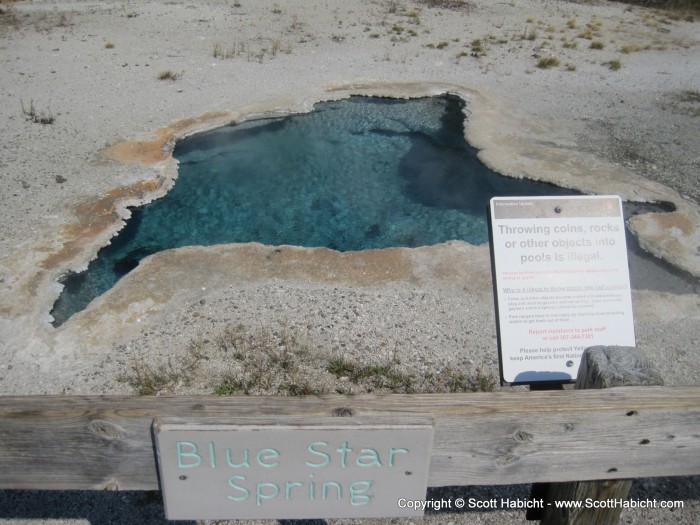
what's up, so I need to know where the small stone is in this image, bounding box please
[55,175,67,183]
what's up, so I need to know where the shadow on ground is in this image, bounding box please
[0,479,698,524]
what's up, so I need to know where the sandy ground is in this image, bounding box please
[1,0,699,523]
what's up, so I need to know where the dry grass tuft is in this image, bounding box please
[117,340,208,395]
[620,43,642,53]
[21,99,54,124]
[605,59,623,70]
[157,70,181,81]
[537,56,560,69]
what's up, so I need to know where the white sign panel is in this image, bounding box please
[490,195,635,384]
[154,416,434,520]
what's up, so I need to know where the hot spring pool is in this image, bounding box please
[51,95,575,325]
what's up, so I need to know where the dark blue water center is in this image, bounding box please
[51,95,574,325]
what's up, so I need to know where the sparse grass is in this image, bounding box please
[678,90,700,103]
[563,39,578,49]
[469,38,486,57]
[119,323,498,397]
[566,63,577,71]
[620,43,642,53]
[123,6,138,18]
[327,354,417,394]
[21,99,54,124]
[471,366,497,393]
[418,0,473,10]
[157,70,181,80]
[436,40,449,49]
[32,11,73,32]
[537,56,560,69]
[117,340,208,395]
[611,0,700,9]
[214,40,244,59]
[57,12,71,27]
[522,27,538,41]
[120,358,181,395]
[406,10,421,24]
[385,0,402,14]
[642,14,660,28]
[660,90,700,117]
[212,41,224,58]
[566,18,577,29]
[215,324,326,396]
[605,59,623,70]
[0,4,21,32]
[1,8,74,33]
[213,38,290,61]
[104,42,115,49]
[327,355,496,394]
[590,40,605,50]
[578,28,595,40]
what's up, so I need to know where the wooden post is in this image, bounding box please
[540,346,664,525]
[526,382,564,521]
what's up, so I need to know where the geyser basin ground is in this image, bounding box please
[3,82,699,386]
[51,95,575,325]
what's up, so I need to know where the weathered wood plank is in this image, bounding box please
[0,387,698,490]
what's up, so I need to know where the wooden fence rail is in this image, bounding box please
[1,386,699,491]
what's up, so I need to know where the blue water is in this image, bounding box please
[51,95,575,325]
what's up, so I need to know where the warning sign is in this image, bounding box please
[489,195,635,384]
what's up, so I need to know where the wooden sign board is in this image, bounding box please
[489,195,635,385]
[153,416,434,520]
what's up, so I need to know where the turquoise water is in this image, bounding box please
[51,96,574,325]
